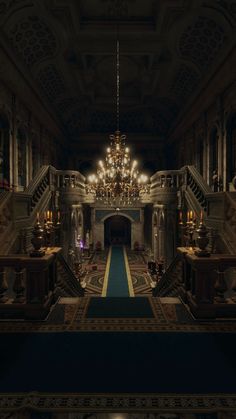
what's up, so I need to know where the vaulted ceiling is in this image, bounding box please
[0,0,236,155]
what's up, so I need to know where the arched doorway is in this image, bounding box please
[196,136,204,176]
[209,127,218,179]
[226,114,236,188]
[17,128,27,189]
[0,114,10,189]
[104,215,131,246]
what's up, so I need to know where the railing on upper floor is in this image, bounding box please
[57,170,85,192]
[150,169,184,196]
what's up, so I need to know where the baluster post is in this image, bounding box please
[0,267,8,302]
[214,267,227,303]
[13,266,25,303]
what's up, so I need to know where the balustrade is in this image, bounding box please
[151,170,183,191]
[57,171,85,191]
[0,248,61,319]
[177,247,236,318]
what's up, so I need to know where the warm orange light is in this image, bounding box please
[200,210,204,222]
[187,211,190,223]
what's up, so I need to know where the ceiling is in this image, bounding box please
[0,0,236,165]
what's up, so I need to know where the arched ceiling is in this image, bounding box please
[0,0,235,139]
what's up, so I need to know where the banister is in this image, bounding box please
[24,165,51,194]
[185,165,211,195]
[56,253,85,297]
[153,254,182,297]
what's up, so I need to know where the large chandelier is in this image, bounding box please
[86,40,150,206]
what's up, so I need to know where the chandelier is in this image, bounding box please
[86,39,150,206]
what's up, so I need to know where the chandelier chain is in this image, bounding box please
[116,39,120,131]
[85,36,150,205]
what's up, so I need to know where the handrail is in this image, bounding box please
[186,165,211,194]
[25,165,51,194]
[153,255,182,297]
[184,165,211,211]
[56,253,84,296]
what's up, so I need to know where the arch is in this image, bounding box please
[104,215,131,246]
[226,113,236,188]
[31,132,41,178]
[209,126,219,182]
[17,127,27,188]
[0,113,10,189]
[101,211,135,224]
[196,136,204,175]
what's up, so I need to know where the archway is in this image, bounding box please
[104,215,131,246]
[226,113,236,188]
[17,128,27,188]
[0,114,10,189]
[209,127,218,179]
[196,136,204,176]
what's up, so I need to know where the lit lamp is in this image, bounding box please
[194,210,210,257]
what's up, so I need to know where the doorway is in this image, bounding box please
[104,215,131,246]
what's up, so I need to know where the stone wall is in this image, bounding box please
[167,46,236,191]
[0,45,65,190]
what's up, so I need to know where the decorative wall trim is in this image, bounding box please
[95,209,140,223]
[0,392,236,412]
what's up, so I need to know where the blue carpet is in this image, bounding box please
[86,297,154,317]
[107,246,129,297]
[1,332,236,393]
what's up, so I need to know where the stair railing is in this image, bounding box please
[184,165,211,212]
[152,255,182,297]
[56,253,85,297]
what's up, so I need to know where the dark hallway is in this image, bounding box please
[104,215,131,246]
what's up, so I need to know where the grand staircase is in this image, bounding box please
[0,165,54,254]
[182,165,236,254]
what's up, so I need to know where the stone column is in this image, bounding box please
[11,95,18,189]
[158,208,165,262]
[152,207,159,261]
[151,182,178,268]
[222,126,227,190]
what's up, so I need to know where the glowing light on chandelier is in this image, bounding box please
[86,39,150,205]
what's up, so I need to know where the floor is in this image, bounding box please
[1,249,236,416]
[84,247,152,296]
